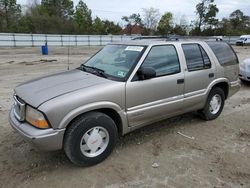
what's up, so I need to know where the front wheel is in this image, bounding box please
[200,87,225,120]
[64,112,118,166]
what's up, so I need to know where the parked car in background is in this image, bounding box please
[239,58,250,81]
[9,39,240,166]
[236,35,250,46]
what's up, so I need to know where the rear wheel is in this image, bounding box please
[200,87,225,120]
[64,111,118,166]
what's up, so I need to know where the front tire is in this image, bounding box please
[64,112,118,166]
[200,87,225,120]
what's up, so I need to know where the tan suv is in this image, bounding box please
[9,40,240,166]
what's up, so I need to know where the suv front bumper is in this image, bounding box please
[9,107,65,151]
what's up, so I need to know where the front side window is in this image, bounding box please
[182,44,211,71]
[84,44,145,80]
[141,45,180,76]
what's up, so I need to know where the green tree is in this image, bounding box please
[230,9,245,30]
[227,9,250,35]
[92,17,105,34]
[195,0,219,34]
[173,25,187,35]
[157,12,173,35]
[74,0,92,34]
[210,9,250,36]
[18,3,76,34]
[0,0,21,32]
[217,18,232,35]
[41,0,74,19]
[103,20,122,35]
[122,13,142,35]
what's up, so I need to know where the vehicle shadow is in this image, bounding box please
[118,111,202,147]
[241,80,250,87]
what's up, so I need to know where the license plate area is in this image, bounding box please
[13,96,25,121]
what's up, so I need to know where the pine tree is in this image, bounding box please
[41,0,74,19]
[73,0,92,33]
[0,0,21,31]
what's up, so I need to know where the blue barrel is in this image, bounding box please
[41,44,48,55]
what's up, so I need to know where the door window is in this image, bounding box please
[141,45,180,76]
[182,44,211,71]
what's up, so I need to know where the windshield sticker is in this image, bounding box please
[117,71,126,77]
[125,46,143,52]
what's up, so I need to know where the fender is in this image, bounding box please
[58,101,128,132]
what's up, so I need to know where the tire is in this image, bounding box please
[200,87,225,121]
[64,111,118,166]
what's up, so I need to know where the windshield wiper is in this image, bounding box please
[80,64,107,78]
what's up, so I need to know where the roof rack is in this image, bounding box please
[132,36,179,41]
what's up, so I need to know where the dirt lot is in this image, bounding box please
[0,45,250,188]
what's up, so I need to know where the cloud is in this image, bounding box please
[216,0,250,18]
[17,0,250,23]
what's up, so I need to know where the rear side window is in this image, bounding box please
[182,44,211,71]
[206,42,238,66]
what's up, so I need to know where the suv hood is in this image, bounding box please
[15,69,109,107]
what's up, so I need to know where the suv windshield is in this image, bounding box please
[83,44,145,81]
[239,38,246,41]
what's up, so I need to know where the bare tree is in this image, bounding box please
[142,7,161,34]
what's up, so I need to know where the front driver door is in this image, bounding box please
[125,45,185,127]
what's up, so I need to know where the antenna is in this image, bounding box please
[67,35,70,70]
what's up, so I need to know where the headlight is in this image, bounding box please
[26,105,49,129]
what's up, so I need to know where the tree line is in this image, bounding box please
[0,0,249,36]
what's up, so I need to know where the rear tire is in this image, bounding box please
[200,87,225,121]
[64,111,118,166]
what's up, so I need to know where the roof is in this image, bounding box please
[109,38,211,46]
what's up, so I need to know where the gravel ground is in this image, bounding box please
[0,45,250,188]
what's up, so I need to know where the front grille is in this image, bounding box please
[13,95,25,121]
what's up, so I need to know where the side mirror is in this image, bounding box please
[137,67,156,80]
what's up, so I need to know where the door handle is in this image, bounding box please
[177,79,184,84]
[209,73,214,78]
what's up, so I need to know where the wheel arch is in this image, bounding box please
[210,81,229,99]
[59,102,127,136]
[95,108,123,136]
[207,78,230,99]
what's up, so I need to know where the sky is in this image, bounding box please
[17,0,250,25]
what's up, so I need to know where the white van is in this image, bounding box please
[236,35,250,46]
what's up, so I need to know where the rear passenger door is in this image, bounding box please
[181,43,216,109]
